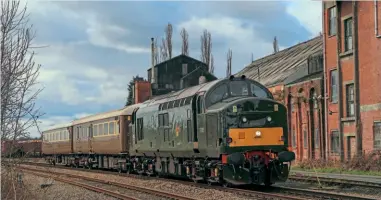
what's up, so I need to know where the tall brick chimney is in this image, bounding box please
[151,37,155,84]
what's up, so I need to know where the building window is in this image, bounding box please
[346,84,355,117]
[315,128,320,148]
[330,69,338,103]
[344,18,353,51]
[329,7,337,36]
[331,130,340,154]
[182,63,188,75]
[374,122,381,149]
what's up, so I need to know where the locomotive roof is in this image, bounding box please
[72,103,141,125]
[141,79,220,106]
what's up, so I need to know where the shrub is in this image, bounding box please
[294,151,381,175]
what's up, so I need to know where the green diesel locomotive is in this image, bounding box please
[129,75,295,187]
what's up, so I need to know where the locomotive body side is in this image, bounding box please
[128,76,295,186]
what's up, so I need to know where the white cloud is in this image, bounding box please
[85,15,150,53]
[286,0,322,37]
[177,16,288,75]
[34,43,129,106]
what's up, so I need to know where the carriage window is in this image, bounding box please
[230,81,249,96]
[115,122,119,134]
[251,83,269,98]
[93,125,98,136]
[208,84,228,105]
[104,123,109,135]
[109,122,115,135]
[98,124,104,136]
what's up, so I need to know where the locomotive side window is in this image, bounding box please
[251,83,270,98]
[137,118,144,140]
[230,81,249,96]
[187,120,192,142]
[208,84,228,106]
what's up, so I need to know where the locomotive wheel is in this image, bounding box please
[207,180,212,186]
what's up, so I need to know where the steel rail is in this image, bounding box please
[12,161,379,200]
[19,166,197,200]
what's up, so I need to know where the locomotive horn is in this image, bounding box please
[241,75,246,80]
[229,75,235,80]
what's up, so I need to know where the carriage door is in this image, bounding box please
[76,126,81,153]
[88,124,93,153]
[196,94,205,150]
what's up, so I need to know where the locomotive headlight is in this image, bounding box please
[255,131,262,137]
[267,116,272,122]
[242,117,247,123]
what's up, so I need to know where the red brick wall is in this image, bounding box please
[134,81,151,104]
[324,1,381,159]
[357,1,381,153]
[284,79,324,161]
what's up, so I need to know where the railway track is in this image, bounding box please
[18,166,197,200]
[9,161,379,200]
[289,174,381,189]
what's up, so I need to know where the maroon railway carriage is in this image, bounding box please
[1,139,42,158]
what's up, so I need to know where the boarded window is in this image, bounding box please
[315,128,320,148]
[374,122,381,149]
[331,130,340,154]
[292,128,296,148]
[303,129,307,148]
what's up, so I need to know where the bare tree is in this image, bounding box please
[226,48,232,78]
[1,1,44,199]
[165,23,173,59]
[1,0,44,142]
[200,29,212,71]
[180,27,189,56]
[209,54,214,75]
[160,37,168,62]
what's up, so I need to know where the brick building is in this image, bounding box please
[323,1,381,161]
[236,36,325,161]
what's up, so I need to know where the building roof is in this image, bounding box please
[235,36,323,87]
[148,54,208,72]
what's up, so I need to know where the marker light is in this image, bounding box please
[226,137,233,143]
[255,131,262,137]
[242,117,247,123]
[267,116,272,122]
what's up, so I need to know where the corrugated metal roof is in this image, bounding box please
[235,36,323,87]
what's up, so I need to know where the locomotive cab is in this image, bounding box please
[203,76,295,186]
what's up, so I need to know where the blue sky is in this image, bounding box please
[26,0,322,137]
